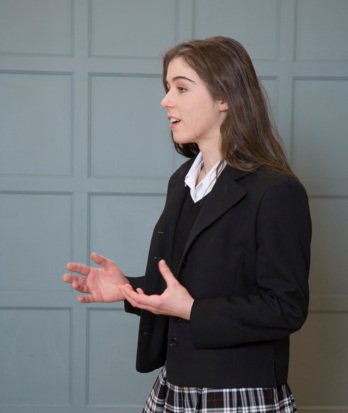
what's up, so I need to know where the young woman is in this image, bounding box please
[64,36,311,412]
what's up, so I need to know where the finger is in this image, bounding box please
[120,285,137,306]
[120,283,135,296]
[121,285,159,308]
[77,295,95,304]
[66,262,90,276]
[158,260,176,286]
[63,273,74,283]
[72,279,89,293]
[121,285,145,305]
[91,252,112,269]
[121,289,161,315]
[63,274,82,284]
[63,273,86,285]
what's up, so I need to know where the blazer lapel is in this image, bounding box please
[181,166,249,260]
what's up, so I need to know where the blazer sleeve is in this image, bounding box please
[123,275,145,315]
[190,177,312,348]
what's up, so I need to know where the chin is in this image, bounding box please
[172,134,197,145]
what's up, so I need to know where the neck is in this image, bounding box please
[195,145,222,186]
[199,145,222,173]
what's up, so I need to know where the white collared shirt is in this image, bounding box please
[185,152,226,203]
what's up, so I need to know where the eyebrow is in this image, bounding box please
[168,76,196,84]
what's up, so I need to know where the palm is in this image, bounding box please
[64,252,129,303]
[86,265,123,302]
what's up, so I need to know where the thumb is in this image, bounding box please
[91,252,109,268]
[158,259,176,286]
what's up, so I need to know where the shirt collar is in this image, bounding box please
[185,153,226,203]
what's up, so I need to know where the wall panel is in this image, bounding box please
[0,193,72,291]
[89,194,165,274]
[292,78,348,195]
[89,74,172,178]
[308,198,348,295]
[290,312,348,406]
[89,0,178,58]
[0,1,347,412]
[295,0,348,61]
[193,0,280,60]
[0,0,73,56]
[87,309,158,407]
[0,308,71,406]
[0,72,73,176]
[260,77,279,122]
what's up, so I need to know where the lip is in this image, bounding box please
[167,115,181,129]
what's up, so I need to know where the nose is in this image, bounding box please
[160,90,173,108]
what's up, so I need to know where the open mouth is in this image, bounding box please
[169,117,181,126]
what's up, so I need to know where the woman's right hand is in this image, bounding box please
[63,252,130,303]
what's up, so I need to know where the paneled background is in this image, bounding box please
[0,1,347,412]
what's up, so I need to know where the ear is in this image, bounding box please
[218,100,228,112]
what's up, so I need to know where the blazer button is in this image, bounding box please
[169,337,177,347]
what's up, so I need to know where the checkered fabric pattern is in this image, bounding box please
[142,367,297,413]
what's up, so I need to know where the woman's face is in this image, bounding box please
[161,57,227,150]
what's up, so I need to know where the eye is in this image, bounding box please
[177,86,188,93]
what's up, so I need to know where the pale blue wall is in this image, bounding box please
[1,1,348,412]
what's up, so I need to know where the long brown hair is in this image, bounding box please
[162,36,294,175]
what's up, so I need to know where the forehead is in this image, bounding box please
[166,57,200,82]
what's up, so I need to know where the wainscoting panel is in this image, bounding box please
[1,1,347,412]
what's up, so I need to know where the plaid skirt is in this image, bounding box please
[142,367,297,413]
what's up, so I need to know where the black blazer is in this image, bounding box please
[126,159,311,388]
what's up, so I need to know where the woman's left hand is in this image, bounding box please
[120,260,194,320]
